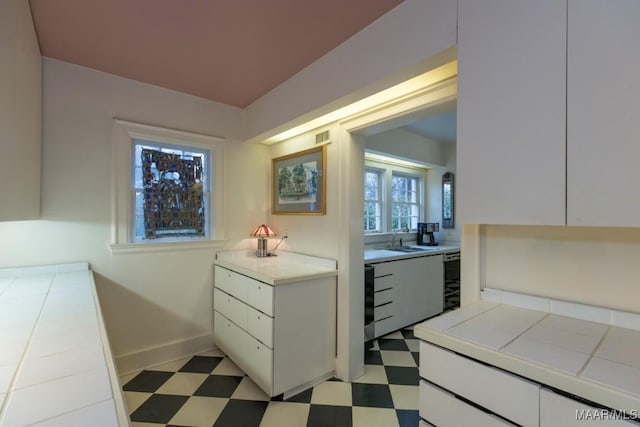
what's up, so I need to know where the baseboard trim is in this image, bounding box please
[116,333,215,375]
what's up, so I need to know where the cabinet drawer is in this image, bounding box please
[374,288,393,306]
[373,262,396,277]
[373,274,394,291]
[213,311,273,395]
[213,288,247,329]
[420,342,539,427]
[540,388,636,427]
[420,380,515,427]
[374,302,393,321]
[247,305,273,348]
[374,315,396,338]
[214,265,249,301]
[245,279,274,316]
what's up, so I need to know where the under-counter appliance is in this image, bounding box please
[417,222,439,246]
[443,251,460,311]
[364,264,375,342]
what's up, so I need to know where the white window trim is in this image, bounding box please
[110,119,225,254]
[364,156,427,235]
[364,167,384,233]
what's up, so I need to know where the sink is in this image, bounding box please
[390,246,437,253]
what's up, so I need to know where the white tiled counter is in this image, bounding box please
[0,263,128,426]
[415,290,640,426]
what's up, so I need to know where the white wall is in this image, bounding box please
[244,0,457,143]
[482,225,640,313]
[0,59,270,372]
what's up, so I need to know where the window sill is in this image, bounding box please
[109,239,226,255]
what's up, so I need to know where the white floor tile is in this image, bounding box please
[231,376,270,401]
[260,402,310,427]
[211,357,244,376]
[310,381,352,406]
[353,365,388,384]
[123,391,152,413]
[154,372,208,396]
[384,331,404,340]
[405,338,420,352]
[168,396,227,427]
[198,348,225,357]
[352,406,400,427]
[389,384,419,410]
[148,356,192,372]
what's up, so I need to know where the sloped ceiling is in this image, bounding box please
[29,0,404,108]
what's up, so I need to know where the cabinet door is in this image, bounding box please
[567,0,640,226]
[540,389,636,426]
[457,0,567,225]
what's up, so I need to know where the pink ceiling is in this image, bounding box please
[29,0,404,108]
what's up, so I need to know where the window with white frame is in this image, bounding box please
[111,120,224,251]
[391,173,420,231]
[363,155,426,234]
[364,169,382,233]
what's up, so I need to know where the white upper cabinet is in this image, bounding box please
[0,0,42,221]
[457,0,567,225]
[567,0,640,226]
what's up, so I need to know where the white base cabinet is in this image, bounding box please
[540,389,636,427]
[213,255,337,398]
[370,254,443,338]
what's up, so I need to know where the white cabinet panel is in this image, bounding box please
[567,0,640,226]
[213,288,247,330]
[374,303,393,322]
[245,279,273,316]
[420,381,515,427]
[247,305,273,348]
[540,388,636,427]
[457,0,566,225]
[420,342,539,427]
[214,266,249,301]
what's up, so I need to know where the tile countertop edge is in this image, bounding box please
[214,251,338,286]
[364,246,459,263]
[415,321,640,415]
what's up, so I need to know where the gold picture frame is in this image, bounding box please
[272,145,326,215]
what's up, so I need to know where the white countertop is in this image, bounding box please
[215,250,337,285]
[0,264,127,426]
[415,296,640,414]
[364,245,459,263]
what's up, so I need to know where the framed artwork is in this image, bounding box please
[272,145,326,215]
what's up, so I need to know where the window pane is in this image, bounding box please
[133,141,209,240]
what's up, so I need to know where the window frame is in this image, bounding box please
[364,156,427,235]
[111,119,225,253]
[364,167,384,233]
[391,172,421,231]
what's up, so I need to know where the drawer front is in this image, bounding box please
[245,279,274,316]
[540,389,636,427]
[214,265,249,301]
[420,342,539,427]
[247,305,274,348]
[373,274,394,291]
[374,288,393,306]
[213,288,247,329]
[373,262,396,277]
[213,311,273,395]
[374,302,394,321]
[374,315,397,338]
[420,380,515,427]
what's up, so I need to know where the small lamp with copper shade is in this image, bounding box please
[250,224,275,257]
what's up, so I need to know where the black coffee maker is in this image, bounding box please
[417,222,439,246]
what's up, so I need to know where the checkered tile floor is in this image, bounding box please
[121,327,420,427]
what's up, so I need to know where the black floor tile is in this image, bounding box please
[411,351,420,366]
[364,349,383,365]
[283,387,313,403]
[385,366,419,386]
[377,338,410,351]
[397,409,420,427]
[129,393,188,424]
[179,355,223,373]
[194,374,242,398]
[351,383,394,408]
[401,329,415,339]
[122,370,174,393]
[213,399,268,427]
[307,404,353,427]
